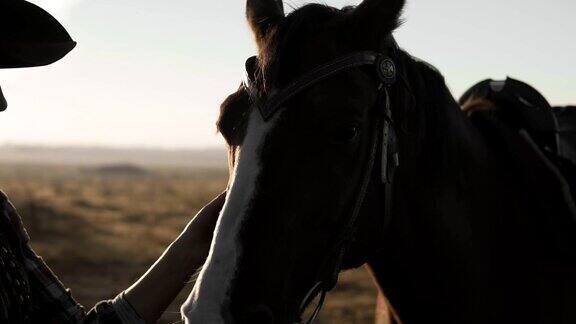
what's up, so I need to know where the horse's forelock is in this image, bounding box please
[256,4,347,88]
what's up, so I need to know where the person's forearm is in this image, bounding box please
[122,193,224,323]
[123,231,209,323]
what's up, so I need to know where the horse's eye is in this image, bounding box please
[331,125,359,143]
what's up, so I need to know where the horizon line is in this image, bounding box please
[0,141,225,152]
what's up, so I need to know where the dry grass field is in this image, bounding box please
[0,163,381,323]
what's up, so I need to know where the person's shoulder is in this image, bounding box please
[0,190,30,244]
[0,190,9,203]
[0,190,17,213]
[0,190,16,216]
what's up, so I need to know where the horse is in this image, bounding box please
[182,0,576,323]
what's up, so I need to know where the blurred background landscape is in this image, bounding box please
[0,145,380,323]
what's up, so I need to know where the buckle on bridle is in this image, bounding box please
[295,281,327,324]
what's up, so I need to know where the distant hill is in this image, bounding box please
[0,145,227,169]
[88,164,151,176]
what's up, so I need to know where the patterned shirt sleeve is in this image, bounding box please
[0,191,145,324]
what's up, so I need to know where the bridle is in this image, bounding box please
[242,38,401,324]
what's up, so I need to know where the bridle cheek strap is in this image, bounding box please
[296,87,393,324]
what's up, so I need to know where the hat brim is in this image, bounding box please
[0,1,76,68]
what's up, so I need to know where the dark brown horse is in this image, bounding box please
[182,0,576,323]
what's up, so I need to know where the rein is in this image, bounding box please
[243,41,400,324]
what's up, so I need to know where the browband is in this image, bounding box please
[244,51,397,120]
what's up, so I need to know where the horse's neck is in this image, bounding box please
[411,76,512,229]
[399,69,502,202]
[369,74,525,323]
[378,78,576,323]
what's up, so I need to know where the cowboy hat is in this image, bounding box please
[0,0,76,68]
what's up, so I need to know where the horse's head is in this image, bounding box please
[183,0,405,323]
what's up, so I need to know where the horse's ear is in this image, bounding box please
[246,0,284,47]
[348,0,405,48]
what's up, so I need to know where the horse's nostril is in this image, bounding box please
[243,304,274,324]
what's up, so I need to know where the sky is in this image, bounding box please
[0,0,574,149]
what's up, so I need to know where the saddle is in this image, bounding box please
[554,106,576,166]
[459,78,576,217]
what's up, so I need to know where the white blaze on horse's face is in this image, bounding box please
[182,108,278,323]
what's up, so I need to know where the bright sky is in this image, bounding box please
[1,0,574,149]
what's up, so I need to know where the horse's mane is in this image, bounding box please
[257,4,349,88]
